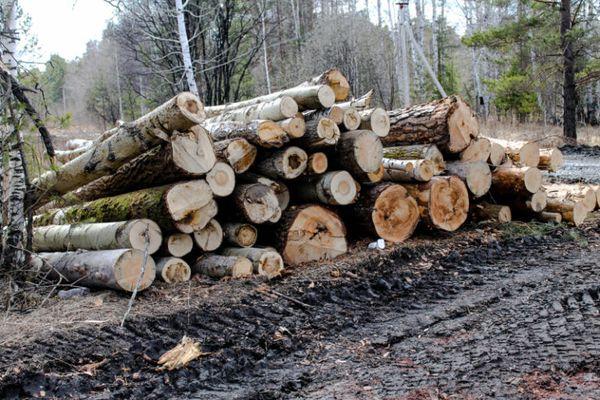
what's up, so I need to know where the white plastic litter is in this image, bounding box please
[368,238,385,250]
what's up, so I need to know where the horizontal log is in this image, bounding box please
[471,202,511,223]
[223,222,257,248]
[206,96,298,123]
[221,247,284,279]
[213,138,257,174]
[294,116,340,149]
[335,90,373,111]
[192,254,253,278]
[303,67,350,101]
[193,219,223,252]
[382,158,434,182]
[255,146,308,180]
[359,108,390,137]
[204,120,288,148]
[491,166,542,197]
[460,137,491,162]
[239,173,290,211]
[293,171,358,205]
[155,257,191,283]
[277,115,306,138]
[383,144,445,175]
[231,183,281,224]
[446,161,492,198]
[488,138,540,167]
[538,148,564,172]
[545,197,587,226]
[160,233,194,257]
[174,199,218,233]
[206,162,236,197]
[334,130,383,174]
[545,183,596,212]
[305,152,329,175]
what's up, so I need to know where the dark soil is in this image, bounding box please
[1,219,599,399]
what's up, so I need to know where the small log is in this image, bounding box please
[35,180,214,233]
[336,90,373,111]
[384,95,478,154]
[174,199,218,233]
[207,96,298,123]
[206,162,236,197]
[192,254,253,278]
[213,138,257,174]
[293,171,358,205]
[33,249,156,292]
[294,117,340,149]
[305,152,328,175]
[193,219,223,251]
[536,212,562,223]
[303,67,350,101]
[545,183,596,212]
[460,137,491,162]
[32,92,205,206]
[304,106,344,125]
[160,233,194,257]
[472,202,512,223]
[488,138,540,167]
[359,108,390,137]
[351,183,420,242]
[545,197,588,226]
[255,146,308,180]
[270,205,347,265]
[204,120,288,148]
[383,144,445,175]
[488,141,506,166]
[446,161,492,198]
[538,148,564,172]
[491,166,542,197]
[155,257,191,283]
[239,173,290,211]
[342,107,361,131]
[231,183,281,224]
[32,219,162,254]
[528,191,548,213]
[354,163,385,184]
[382,158,434,182]
[221,247,284,278]
[402,176,470,232]
[278,115,306,138]
[223,222,257,247]
[334,130,383,174]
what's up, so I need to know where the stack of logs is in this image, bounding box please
[29,68,595,293]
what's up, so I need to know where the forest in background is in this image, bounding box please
[11,0,600,136]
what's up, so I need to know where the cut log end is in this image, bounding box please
[156,257,191,283]
[523,167,543,194]
[520,142,541,167]
[538,211,562,223]
[488,142,506,166]
[529,191,548,212]
[224,223,257,247]
[447,97,478,152]
[257,120,288,147]
[279,116,306,138]
[317,85,336,108]
[222,139,257,174]
[329,171,358,205]
[327,106,345,124]
[317,118,341,144]
[473,202,512,223]
[256,251,285,279]
[342,107,361,131]
[176,92,206,125]
[345,130,384,173]
[460,137,491,162]
[279,96,299,118]
[323,68,351,101]
[172,127,216,175]
[538,148,564,172]
[235,183,280,224]
[175,199,218,233]
[114,250,157,292]
[372,185,420,242]
[193,254,253,279]
[166,179,213,222]
[429,176,470,231]
[306,152,328,175]
[456,162,491,198]
[127,219,163,254]
[282,147,309,179]
[193,219,223,252]
[206,162,236,197]
[364,108,391,137]
[164,233,194,257]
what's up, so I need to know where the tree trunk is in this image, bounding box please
[401,176,470,232]
[560,0,577,142]
[545,197,587,226]
[204,120,288,148]
[193,219,223,251]
[301,67,350,101]
[305,152,329,175]
[538,148,564,172]
[383,144,446,175]
[269,204,347,265]
[293,171,358,205]
[223,222,257,248]
[31,93,205,206]
[471,202,511,223]
[221,247,284,278]
[545,183,597,212]
[155,257,191,283]
[382,158,434,182]
[294,117,340,149]
[384,95,479,154]
[192,254,253,278]
[239,173,290,211]
[278,116,306,138]
[33,249,156,292]
[446,161,492,198]
[213,138,257,174]
[255,146,308,179]
[350,183,420,242]
[175,0,199,97]
[230,183,281,224]
[206,162,236,197]
[206,96,298,123]
[34,180,213,233]
[491,166,542,197]
[160,233,194,257]
[32,219,162,254]
[359,108,390,137]
[459,137,491,162]
[333,130,383,174]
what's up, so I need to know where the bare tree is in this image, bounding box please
[175,0,199,96]
[560,0,576,141]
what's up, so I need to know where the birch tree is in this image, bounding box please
[175,0,199,97]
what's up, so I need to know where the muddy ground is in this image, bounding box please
[1,147,599,400]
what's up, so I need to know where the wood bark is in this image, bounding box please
[204,120,288,148]
[33,249,156,292]
[155,257,191,283]
[206,162,236,197]
[278,116,306,138]
[545,197,587,226]
[333,130,383,174]
[230,183,281,224]
[488,138,540,167]
[213,138,257,174]
[538,148,564,172]
[294,116,340,149]
[207,96,298,123]
[384,95,479,154]
[545,183,596,212]
[33,219,162,254]
[350,183,420,242]
[223,223,257,248]
[32,92,205,206]
[192,254,253,278]
[491,166,542,197]
[293,171,358,205]
[239,173,290,211]
[446,161,492,198]
[401,176,470,232]
[193,219,223,251]
[358,108,390,137]
[221,247,284,278]
[160,233,194,257]
[255,146,308,179]
[383,144,445,175]
[471,202,512,223]
[382,158,434,182]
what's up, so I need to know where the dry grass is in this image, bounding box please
[480,120,600,147]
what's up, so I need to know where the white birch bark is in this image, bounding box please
[258,0,272,94]
[1,0,18,75]
[175,0,199,97]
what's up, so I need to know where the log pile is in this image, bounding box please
[30,69,593,294]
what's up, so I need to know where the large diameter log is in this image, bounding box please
[305,152,328,175]
[207,96,298,123]
[32,93,205,205]
[295,117,340,149]
[402,176,470,232]
[293,171,358,205]
[382,158,434,182]
[204,120,288,148]
[460,138,491,162]
[32,219,162,254]
[545,197,588,226]
[221,247,284,279]
[239,173,290,211]
[223,223,257,248]
[57,128,216,205]
[351,183,420,242]
[278,116,306,138]
[34,249,156,292]
[206,162,236,197]
[231,183,281,224]
[488,138,540,167]
[192,254,253,278]
[383,144,445,175]
[193,219,223,252]
[155,257,191,283]
[446,161,492,198]
[359,108,390,137]
[160,233,194,257]
[35,180,213,233]
[491,167,542,197]
[271,205,347,265]
[174,199,218,233]
[538,148,564,172]
[471,202,512,223]
[205,84,335,116]
[488,141,506,166]
[334,130,383,174]
[384,95,478,154]
[545,183,596,212]
[303,67,350,101]
[336,90,373,111]
[342,107,361,131]
[213,138,257,174]
[255,146,308,180]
